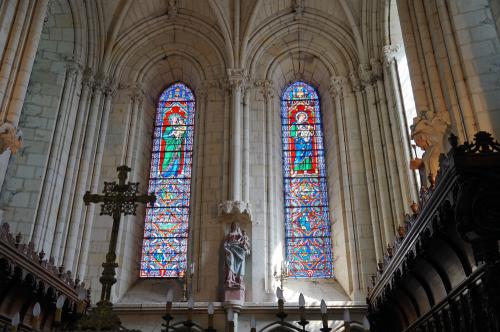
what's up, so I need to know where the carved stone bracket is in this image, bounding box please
[0,122,22,154]
[218,200,252,224]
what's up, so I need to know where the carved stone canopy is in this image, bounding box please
[218,200,252,225]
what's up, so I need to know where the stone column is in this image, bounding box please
[62,75,105,272]
[219,69,252,301]
[358,64,394,246]
[47,60,85,261]
[242,85,250,203]
[77,80,116,280]
[35,59,83,256]
[191,84,208,294]
[255,79,274,294]
[350,72,384,262]
[227,68,244,201]
[58,68,93,267]
[115,83,146,298]
[330,76,371,298]
[382,44,419,205]
[0,0,49,192]
[122,83,145,167]
[0,0,49,125]
[371,58,405,228]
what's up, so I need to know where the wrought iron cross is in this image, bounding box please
[83,165,155,307]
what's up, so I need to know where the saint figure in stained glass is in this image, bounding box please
[281,81,333,278]
[160,111,187,177]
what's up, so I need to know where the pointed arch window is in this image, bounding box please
[281,81,333,278]
[140,82,195,278]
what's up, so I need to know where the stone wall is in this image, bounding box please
[0,0,74,239]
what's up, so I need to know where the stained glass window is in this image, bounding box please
[140,82,195,278]
[281,81,334,278]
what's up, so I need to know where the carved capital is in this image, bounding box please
[65,58,82,78]
[104,80,117,97]
[128,82,146,103]
[0,122,22,155]
[329,76,350,98]
[82,68,94,88]
[227,68,247,90]
[255,79,275,101]
[382,44,402,67]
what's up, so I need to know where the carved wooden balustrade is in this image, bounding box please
[367,132,500,332]
[0,222,90,331]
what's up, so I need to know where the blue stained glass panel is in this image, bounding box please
[281,81,334,278]
[140,82,195,278]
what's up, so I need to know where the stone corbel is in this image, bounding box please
[0,122,22,155]
[218,200,252,224]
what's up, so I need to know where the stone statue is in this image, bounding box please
[224,222,250,289]
[0,122,22,155]
[410,111,450,187]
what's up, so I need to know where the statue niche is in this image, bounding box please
[223,222,250,301]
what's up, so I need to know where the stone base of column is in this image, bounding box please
[224,287,245,302]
